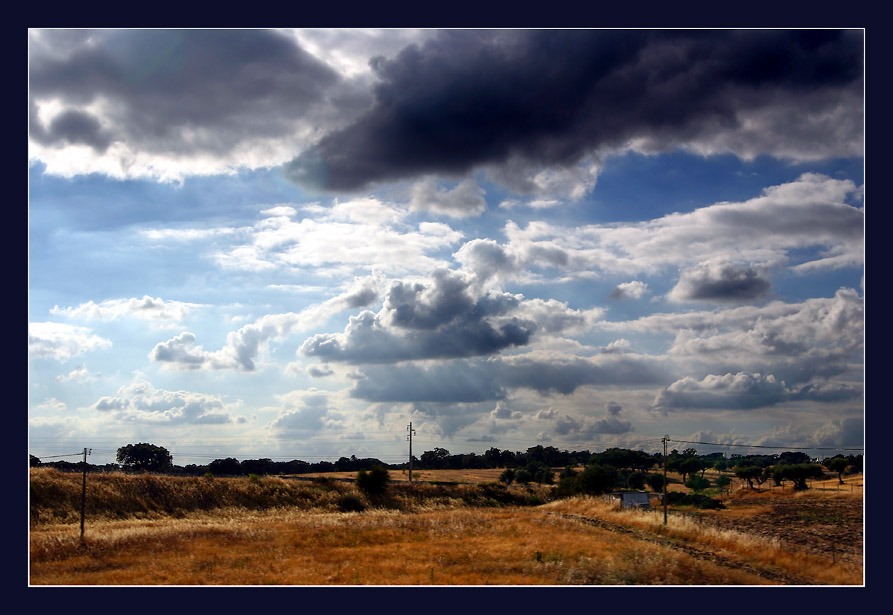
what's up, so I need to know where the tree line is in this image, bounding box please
[30,442,862,496]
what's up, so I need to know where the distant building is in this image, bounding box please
[606,491,652,509]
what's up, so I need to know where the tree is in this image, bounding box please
[685,474,710,492]
[116,443,172,473]
[775,464,825,491]
[646,473,666,493]
[669,457,704,483]
[208,457,242,476]
[30,454,41,467]
[575,464,617,495]
[420,447,451,469]
[734,465,765,490]
[824,457,850,484]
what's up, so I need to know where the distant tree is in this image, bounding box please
[513,468,534,484]
[685,475,710,492]
[30,454,41,467]
[646,473,666,493]
[627,472,647,490]
[559,466,578,480]
[208,457,242,476]
[116,443,172,473]
[734,465,765,490]
[574,464,617,496]
[499,468,516,485]
[779,451,812,465]
[670,457,704,483]
[715,475,732,490]
[824,457,850,484]
[240,458,276,476]
[775,464,826,491]
[420,447,451,469]
[356,465,390,497]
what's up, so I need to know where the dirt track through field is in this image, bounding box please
[547,512,813,585]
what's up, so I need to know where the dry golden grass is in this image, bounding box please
[29,467,863,586]
[31,506,783,586]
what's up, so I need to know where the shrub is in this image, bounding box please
[513,469,534,484]
[666,492,725,509]
[336,494,366,512]
[499,468,516,485]
[356,466,390,497]
[685,475,710,492]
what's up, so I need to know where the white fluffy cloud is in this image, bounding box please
[29,322,112,361]
[92,377,245,424]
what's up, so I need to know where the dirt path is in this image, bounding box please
[547,512,813,585]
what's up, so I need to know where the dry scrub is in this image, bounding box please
[29,468,863,586]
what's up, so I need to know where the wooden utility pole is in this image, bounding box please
[662,436,668,525]
[406,422,416,483]
[80,448,91,544]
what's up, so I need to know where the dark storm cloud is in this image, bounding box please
[346,353,669,403]
[652,372,861,413]
[669,261,772,303]
[349,361,505,402]
[496,355,669,395]
[29,29,360,155]
[285,29,863,192]
[300,270,535,363]
[29,106,113,152]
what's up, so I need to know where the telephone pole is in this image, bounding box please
[80,447,91,545]
[662,436,668,526]
[406,422,416,483]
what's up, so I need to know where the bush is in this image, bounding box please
[555,463,617,498]
[685,475,710,492]
[336,494,366,512]
[646,473,666,492]
[356,466,390,497]
[627,472,647,490]
[666,492,725,509]
[513,469,534,484]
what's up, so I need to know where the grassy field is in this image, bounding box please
[28,467,863,586]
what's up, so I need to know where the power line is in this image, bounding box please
[668,438,863,452]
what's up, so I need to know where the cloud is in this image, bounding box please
[348,361,506,403]
[611,281,648,300]
[812,417,864,448]
[495,353,669,395]
[29,29,370,181]
[55,364,99,383]
[651,371,862,413]
[285,30,862,193]
[598,286,863,391]
[148,277,382,370]
[29,322,112,361]
[92,377,244,424]
[490,400,522,420]
[50,295,200,323]
[300,269,536,364]
[667,259,772,303]
[409,177,487,218]
[207,198,462,277]
[502,174,863,280]
[553,402,633,439]
[347,351,669,403]
[267,390,340,433]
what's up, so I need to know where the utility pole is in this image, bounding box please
[80,447,91,545]
[406,422,416,483]
[662,436,668,526]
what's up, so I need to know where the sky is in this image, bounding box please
[27,28,865,468]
